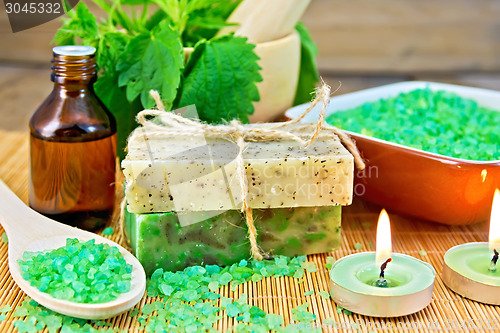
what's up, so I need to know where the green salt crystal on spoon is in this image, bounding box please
[18,239,132,303]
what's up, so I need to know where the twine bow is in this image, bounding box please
[128,82,365,261]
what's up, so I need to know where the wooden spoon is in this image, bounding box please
[0,180,146,320]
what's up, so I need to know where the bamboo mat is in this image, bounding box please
[0,130,498,333]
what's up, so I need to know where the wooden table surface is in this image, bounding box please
[0,134,498,331]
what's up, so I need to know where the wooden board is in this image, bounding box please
[2,0,500,73]
[0,67,51,132]
[303,0,500,73]
[0,130,498,332]
[1,65,498,135]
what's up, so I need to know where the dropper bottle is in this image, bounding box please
[29,45,116,230]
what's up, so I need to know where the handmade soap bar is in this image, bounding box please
[124,205,341,274]
[122,125,353,214]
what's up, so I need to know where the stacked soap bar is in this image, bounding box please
[122,124,354,272]
[124,206,341,274]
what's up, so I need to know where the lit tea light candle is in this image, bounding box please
[329,209,436,317]
[374,209,392,288]
[442,189,500,305]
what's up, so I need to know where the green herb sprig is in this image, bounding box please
[54,0,319,158]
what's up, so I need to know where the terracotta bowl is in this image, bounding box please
[285,81,500,225]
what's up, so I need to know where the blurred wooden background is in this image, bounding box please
[1,0,499,131]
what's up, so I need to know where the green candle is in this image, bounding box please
[443,189,500,305]
[443,243,500,305]
[445,243,500,284]
[330,209,436,317]
[329,252,436,317]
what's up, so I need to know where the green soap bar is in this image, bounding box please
[124,206,341,275]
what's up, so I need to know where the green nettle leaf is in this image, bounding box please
[185,0,216,13]
[50,0,257,159]
[53,18,76,45]
[52,2,99,46]
[176,35,262,124]
[95,72,142,159]
[117,21,184,109]
[120,0,150,5]
[188,0,242,20]
[97,32,129,73]
[145,10,169,30]
[293,22,320,106]
[151,0,180,25]
[182,0,242,46]
[94,32,138,160]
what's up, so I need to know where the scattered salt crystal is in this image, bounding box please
[318,291,330,299]
[0,305,12,313]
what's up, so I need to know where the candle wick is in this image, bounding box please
[374,258,392,287]
[490,249,499,272]
[379,258,392,279]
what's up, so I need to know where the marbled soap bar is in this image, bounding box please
[122,125,353,214]
[124,205,341,274]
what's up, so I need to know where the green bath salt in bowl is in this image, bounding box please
[326,87,500,161]
[286,82,500,225]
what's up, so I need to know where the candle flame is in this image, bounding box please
[376,209,392,265]
[489,189,500,252]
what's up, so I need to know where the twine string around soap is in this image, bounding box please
[128,82,365,260]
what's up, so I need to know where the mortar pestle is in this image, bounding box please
[220,0,312,122]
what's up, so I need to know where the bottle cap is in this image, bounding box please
[53,45,96,56]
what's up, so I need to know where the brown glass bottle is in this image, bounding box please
[29,46,116,231]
